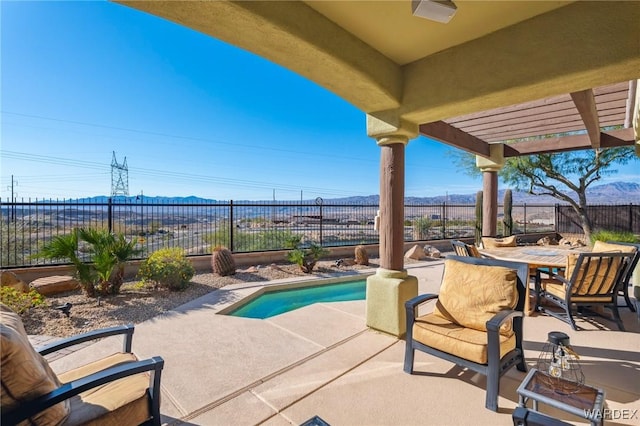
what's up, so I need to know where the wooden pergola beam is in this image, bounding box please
[504,128,634,157]
[419,121,491,157]
[570,89,601,148]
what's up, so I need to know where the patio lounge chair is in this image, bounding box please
[1,304,164,425]
[404,255,529,411]
[534,250,634,331]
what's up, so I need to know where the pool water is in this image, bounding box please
[228,279,366,319]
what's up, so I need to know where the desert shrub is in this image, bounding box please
[286,241,329,274]
[590,230,639,244]
[137,248,194,291]
[1,287,46,314]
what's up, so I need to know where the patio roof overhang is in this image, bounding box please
[116,0,640,153]
[115,0,640,338]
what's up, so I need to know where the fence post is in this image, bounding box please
[554,204,559,234]
[319,203,324,246]
[630,203,633,233]
[108,198,113,233]
[441,202,446,239]
[229,200,234,252]
[523,203,527,234]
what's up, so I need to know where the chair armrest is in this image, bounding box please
[1,356,164,425]
[405,293,438,309]
[405,294,438,320]
[37,324,135,355]
[486,309,523,332]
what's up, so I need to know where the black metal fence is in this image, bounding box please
[556,204,640,235]
[0,197,576,268]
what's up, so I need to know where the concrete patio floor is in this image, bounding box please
[43,259,640,426]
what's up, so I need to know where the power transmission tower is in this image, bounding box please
[111,151,129,197]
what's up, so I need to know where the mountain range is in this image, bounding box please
[79,181,640,205]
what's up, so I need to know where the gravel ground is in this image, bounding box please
[20,259,381,337]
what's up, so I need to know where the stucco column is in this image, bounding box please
[365,115,418,337]
[476,144,504,238]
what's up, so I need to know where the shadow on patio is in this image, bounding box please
[42,259,639,426]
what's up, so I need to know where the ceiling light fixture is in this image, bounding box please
[411,0,457,24]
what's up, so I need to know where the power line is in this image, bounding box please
[1,150,368,197]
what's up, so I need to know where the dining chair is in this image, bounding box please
[604,241,640,312]
[451,240,481,257]
[534,251,634,331]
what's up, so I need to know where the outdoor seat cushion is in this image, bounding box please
[412,313,516,364]
[564,253,621,295]
[467,244,482,258]
[592,241,637,255]
[544,282,614,303]
[434,259,518,335]
[57,352,152,426]
[0,304,71,426]
[482,236,517,248]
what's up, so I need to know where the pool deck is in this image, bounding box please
[41,258,640,425]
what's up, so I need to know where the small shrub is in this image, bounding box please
[1,287,46,314]
[286,242,329,274]
[137,248,194,291]
[590,230,639,244]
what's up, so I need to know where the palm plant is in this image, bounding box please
[34,228,138,297]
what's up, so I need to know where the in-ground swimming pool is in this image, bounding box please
[227,279,366,319]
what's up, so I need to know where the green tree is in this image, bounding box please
[452,146,638,242]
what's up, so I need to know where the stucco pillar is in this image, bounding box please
[365,115,418,337]
[476,144,505,237]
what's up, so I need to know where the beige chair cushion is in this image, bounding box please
[544,282,613,303]
[58,353,151,426]
[434,259,518,335]
[1,304,70,425]
[413,313,516,364]
[467,244,482,258]
[482,236,517,248]
[592,241,637,254]
[564,253,621,295]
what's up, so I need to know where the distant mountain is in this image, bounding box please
[73,181,640,205]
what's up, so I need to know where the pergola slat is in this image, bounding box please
[570,89,601,148]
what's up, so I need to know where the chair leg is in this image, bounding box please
[485,368,499,411]
[534,273,543,312]
[403,344,415,374]
[610,304,626,332]
[566,305,578,331]
[622,290,636,312]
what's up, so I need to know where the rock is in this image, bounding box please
[30,275,80,296]
[404,245,425,260]
[537,236,558,246]
[424,245,441,258]
[1,271,29,293]
[244,266,259,273]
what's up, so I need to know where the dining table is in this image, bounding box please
[479,245,590,315]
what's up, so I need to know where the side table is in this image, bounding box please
[517,368,605,426]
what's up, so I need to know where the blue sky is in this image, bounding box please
[1,1,637,201]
